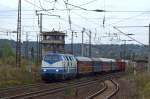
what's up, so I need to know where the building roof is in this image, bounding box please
[42,31,65,36]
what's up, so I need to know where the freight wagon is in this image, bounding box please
[76,57,93,75]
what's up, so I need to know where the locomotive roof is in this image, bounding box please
[76,56,92,61]
[99,58,116,62]
[91,58,101,61]
[46,53,61,56]
[45,53,118,62]
[46,53,73,56]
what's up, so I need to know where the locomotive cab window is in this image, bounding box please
[62,56,67,61]
[44,55,60,61]
[65,56,70,63]
[68,56,72,61]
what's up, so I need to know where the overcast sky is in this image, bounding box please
[0,0,150,45]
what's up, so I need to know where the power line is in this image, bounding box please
[78,0,99,7]
[43,0,56,4]
[71,11,103,27]
[57,1,102,35]
[39,0,44,9]
[1,9,150,12]
[106,11,150,27]
[1,15,150,21]
[24,0,42,9]
[65,3,88,10]
[23,0,149,46]
[53,2,150,13]
[113,26,149,28]
[113,26,146,46]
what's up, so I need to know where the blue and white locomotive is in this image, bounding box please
[41,53,77,80]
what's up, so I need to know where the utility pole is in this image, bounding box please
[36,11,43,63]
[16,0,21,67]
[25,32,28,60]
[26,32,31,72]
[124,40,126,59]
[89,31,92,57]
[148,24,150,71]
[81,28,85,56]
[39,13,43,61]
[37,34,39,65]
[122,40,132,60]
[36,10,60,59]
[40,13,43,33]
[71,31,74,54]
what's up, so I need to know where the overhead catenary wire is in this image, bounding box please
[65,3,88,11]
[39,0,44,9]
[24,0,42,10]
[56,1,122,43]
[39,0,57,10]
[1,15,150,21]
[113,26,146,46]
[71,11,103,27]
[43,0,56,4]
[63,0,72,30]
[17,0,149,45]
[1,9,150,12]
[78,0,99,7]
[57,1,104,30]
[106,11,150,27]
[54,2,150,31]
[24,0,88,32]
[113,25,149,28]
[44,1,150,13]
[93,11,150,32]
[13,0,149,31]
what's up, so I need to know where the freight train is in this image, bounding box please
[41,53,126,81]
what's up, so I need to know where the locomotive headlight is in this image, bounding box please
[56,69,59,72]
[43,69,47,72]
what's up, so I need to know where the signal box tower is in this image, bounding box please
[41,31,65,55]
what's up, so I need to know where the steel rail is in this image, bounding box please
[85,79,119,99]
[3,79,101,99]
[85,81,108,99]
[106,80,120,99]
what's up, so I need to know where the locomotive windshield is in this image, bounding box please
[44,55,60,61]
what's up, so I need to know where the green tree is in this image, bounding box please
[0,42,15,58]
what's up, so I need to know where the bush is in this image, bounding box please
[123,67,150,99]
[0,65,41,89]
[134,72,150,99]
[0,42,41,88]
[0,41,16,66]
[0,42,15,58]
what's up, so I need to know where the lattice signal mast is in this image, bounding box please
[16,0,21,67]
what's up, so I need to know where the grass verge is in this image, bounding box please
[121,66,150,99]
[0,63,41,89]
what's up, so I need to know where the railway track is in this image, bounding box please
[2,79,102,99]
[0,77,99,98]
[0,82,67,98]
[0,83,46,93]
[86,79,119,99]
[0,72,122,99]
